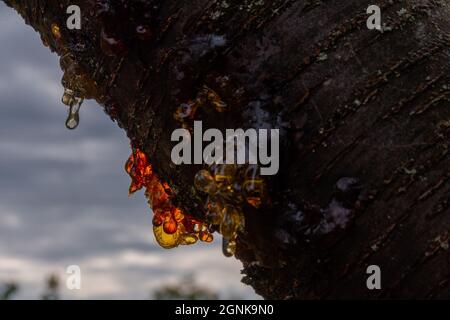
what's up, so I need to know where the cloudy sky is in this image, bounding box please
[0,2,258,299]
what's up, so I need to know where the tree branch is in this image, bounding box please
[4,0,450,299]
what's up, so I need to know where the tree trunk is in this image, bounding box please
[3,0,449,299]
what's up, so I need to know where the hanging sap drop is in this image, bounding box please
[205,196,224,225]
[222,237,236,257]
[61,89,84,130]
[65,101,82,130]
[61,88,76,106]
[199,231,214,243]
[220,205,244,239]
[153,224,181,249]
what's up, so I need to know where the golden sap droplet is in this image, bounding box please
[199,231,214,243]
[243,179,265,208]
[163,218,178,235]
[220,205,244,239]
[179,234,198,246]
[51,23,61,39]
[205,197,225,225]
[153,224,181,249]
[222,237,236,257]
[194,170,218,194]
[246,197,262,208]
[213,164,236,185]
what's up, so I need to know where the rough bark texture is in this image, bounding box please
[3,0,450,299]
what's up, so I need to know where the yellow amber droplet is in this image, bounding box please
[180,234,198,245]
[51,23,61,39]
[220,205,244,239]
[172,208,184,222]
[153,224,181,249]
[212,164,236,185]
[246,197,262,208]
[222,237,236,257]
[194,170,218,195]
[163,218,178,235]
[152,215,163,227]
[125,148,214,250]
[205,197,224,225]
[199,231,214,242]
[243,179,265,208]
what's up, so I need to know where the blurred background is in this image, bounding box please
[0,2,259,299]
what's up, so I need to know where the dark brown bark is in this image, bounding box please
[3,0,450,299]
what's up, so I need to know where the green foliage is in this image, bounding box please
[0,282,19,300]
[152,275,219,300]
[1,274,60,300]
[2,273,228,300]
[41,274,60,300]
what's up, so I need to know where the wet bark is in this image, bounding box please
[3,0,450,299]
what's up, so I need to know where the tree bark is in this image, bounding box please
[3,0,449,299]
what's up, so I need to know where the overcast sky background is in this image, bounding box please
[0,2,258,299]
